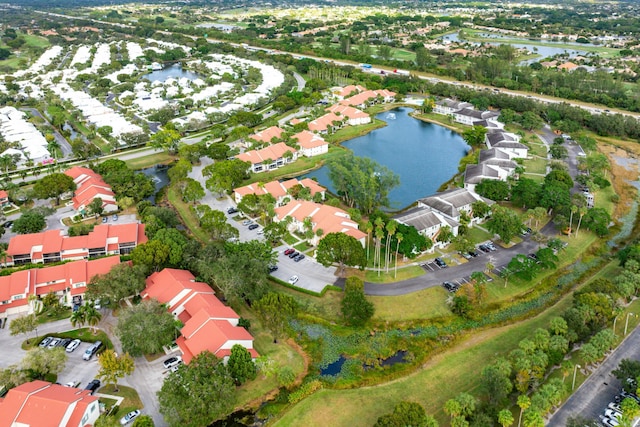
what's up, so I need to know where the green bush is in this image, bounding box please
[288,380,323,404]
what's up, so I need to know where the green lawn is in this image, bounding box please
[527,142,548,158]
[167,185,210,243]
[370,286,451,322]
[125,152,175,170]
[364,265,425,284]
[523,157,548,175]
[294,242,313,253]
[98,385,143,419]
[275,283,343,321]
[465,226,493,244]
[325,120,387,145]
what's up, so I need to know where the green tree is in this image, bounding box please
[197,206,238,241]
[150,129,182,153]
[327,152,400,215]
[97,349,135,392]
[475,179,510,201]
[375,401,438,427]
[9,314,37,344]
[132,415,155,427]
[472,200,491,219]
[131,240,171,273]
[517,395,531,427]
[487,206,524,244]
[203,159,250,196]
[32,173,76,205]
[87,263,147,305]
[511,178,542,209]
[116,299,178,356]
[181,178,205,203]
[227,344,257,385]
[341,277,374,327]
[12,211,46,234]
[21,347,66,380]
[84,305,102,334]
[481,359,513,407]
[498,409,515,427]
[253,292,298,343]
[462,125,488,146]
[158,351,235,427]
[316,232,366,274]
[88,197,104,216]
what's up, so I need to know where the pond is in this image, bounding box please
[301,107,470,211]
[142,63,202,83]
[320,355,347,376]
[140,165,169,202]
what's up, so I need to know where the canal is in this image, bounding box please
[301,107,470,211]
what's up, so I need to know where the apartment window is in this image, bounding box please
[12,294,24,300]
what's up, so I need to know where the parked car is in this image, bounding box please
[3,221,13,228]
[64,381,80,388]
[468,250,479,258]
[120,410,141,425]
[478,244,491,253]
[486,242,497,251]
[521,227,532,236]
[434,258,447,268]
[294,254,305,262]
[227,207,238,214]
[459,252,471,260]
[83,341,103,361]
[102,217,108,223]
[284,248,295,256]
[442,282,458,292]
[242,220,253,226]
[66,339,81,353]
[58,338,71,348]
[288,275,299,285]
[47,338,61,349]
[605,409,623,419]
[39,337,53,348]
[163,356,183,369]
[248,224,259,230]
[620,391,640,403]
[112,214,118,221]
[601,416,620,427]
[268,265,278,273]
[257,228,264,235]
[84,379,101,395]
[288,251,299,259]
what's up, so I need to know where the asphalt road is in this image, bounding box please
[21,107,73,158]
[548,323,640,426]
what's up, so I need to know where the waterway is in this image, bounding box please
[142,63,202,83]
[301,107,470,211]
[441,32,589,64]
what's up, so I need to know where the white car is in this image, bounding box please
[64,381,80,388]
[288,275,299,285]
[47,338,61,349]
[242,220,253,226]
[604,409,622,420]
[601,416,620,427]
[119,410,140,425]
[163,355,182,369]
[66,339,81,353]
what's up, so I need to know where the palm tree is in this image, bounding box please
[69,307,87,329]
[84,305,102,334]
[575,207,586,238]
[517,395,531,427]
[47,140,61,160]
[363,220,373,263]
[568,205,577,235]
[385,220,397,273]
[394,232,403,279]
[375,224,384,277]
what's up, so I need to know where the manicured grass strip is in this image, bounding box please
[523,156,548,174]
[166,185,210,243]
[465,226,493,244]
[124,152,175,170]
[364,265,425,284]
[370,286,451,322]
[99,385,143,419]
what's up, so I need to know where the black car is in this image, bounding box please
[442,282,458,292]
[84,379,101,395]
[478,245,490,253]
[294,254,305,262]
[3,221,12,229]
[268,265,278,273]
[468,250,479,258]
[248,224,259,230]
[227,207,238,214]
[521,227,532,236]
[288,251,299,259]
[527,253,538,260]
[58,338,71,348]
[434,257,447,268]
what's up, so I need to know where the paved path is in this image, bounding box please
[548,323,640,426]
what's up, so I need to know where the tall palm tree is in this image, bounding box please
[385,220,397,273]
[363,220,373,263]
[69,307,87,329]
[394,232,403,279]
[84,305,102,334]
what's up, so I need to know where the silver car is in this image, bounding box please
[47,338,61,349]
[66,339,81,353]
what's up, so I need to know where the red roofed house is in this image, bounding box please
[274,200,366,246]
[0,256,120,317]
[6,223,146,266]
[292,131,329,157]
[0,190,9,208]
[247,126,285,144]
[0,380,100,427]
[307,112,343,134]
[64,166,117,214]
[340,89,397,109]
[141,268,258,363]
[334,84,367,100]
[326,104,372,126]
[236,142,298,174]
[233,177,325,205]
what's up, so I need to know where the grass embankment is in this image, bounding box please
[274,258,633,426]
[124,152,175,170]
[324,119,387,145]
[22,328,112,350]
[98,385,144,419]
[364,265,425,284]
[166,185,210,243]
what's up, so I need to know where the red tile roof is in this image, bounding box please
[236,142,296,166]
[142,268,256,364]
[340,89,397,107]
[293,131,328,149]
[234,178,326,202]
[248,126,285,144]
[0,380,98,427]
[65,167,116,212]
[275,200,366,241]
[326,104,369,120]
[308,112,342,133]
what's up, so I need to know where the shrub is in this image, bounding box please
[288,380,322,404]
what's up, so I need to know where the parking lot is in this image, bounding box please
[56,340,101,390]
[270,245,338,293]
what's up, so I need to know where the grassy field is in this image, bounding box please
[124,152,175,170]
[523,156,548,175]
[527,142,548,158]
[465,226,493,244]
[370,286,451,322]
[325,120,387,145]
[364,265,425,283]
[98,385,143,419]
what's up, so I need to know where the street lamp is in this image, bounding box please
[572,364,582,390]
[624,313,637,336]
[613,315,619,335]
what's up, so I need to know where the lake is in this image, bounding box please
[301,107,470,211]
[142,63,202,83]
